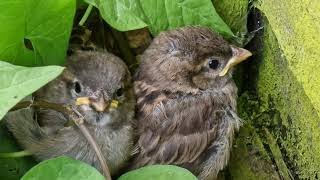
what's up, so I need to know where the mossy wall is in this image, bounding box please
[214,0,320,179]
[257,0,320,115]
[256,0,320,178]
[257,23,320,179]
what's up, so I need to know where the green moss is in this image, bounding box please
[256,22,320,178]
[257,0,320,116]
[214,0,320,178]
[262,128,293,179]
[227,125,280,180]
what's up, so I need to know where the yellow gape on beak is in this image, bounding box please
[219,46,252,76]
[110,100,119,109]
[76,97,90,105]
[76,97,119,111]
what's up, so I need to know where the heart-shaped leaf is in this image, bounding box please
[84,0,234,38]
[118,165,198,180]
[21,156,105,180]
[0,61,64,120]
[0,0,76,66]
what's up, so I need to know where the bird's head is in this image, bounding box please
[136,26,252,92]
[50,51,134,127]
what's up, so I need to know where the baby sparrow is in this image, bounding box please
[6,50,135,175]
[132,27,252,179]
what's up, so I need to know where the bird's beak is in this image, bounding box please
[219,46,252,76]
[76,97,119,111]
[90,97,109,112]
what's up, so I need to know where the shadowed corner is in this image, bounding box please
[0,120,36,180]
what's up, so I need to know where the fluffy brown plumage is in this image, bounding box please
[132,26,252,179]
[6,50,135,175]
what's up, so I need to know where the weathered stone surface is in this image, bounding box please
[257,0,320,116]
[227,125,280,180]
[215,0,320,179]
[255,20,320,179]
[254,0,320,178]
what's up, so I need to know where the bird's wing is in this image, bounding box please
[133,92,221,167]
[135,126,216,166]
[5,108,80,158]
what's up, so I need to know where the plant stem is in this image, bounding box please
[11,100,71,115]
[71,107,112,180]
[79,4,93,26]
[0,150,32,158]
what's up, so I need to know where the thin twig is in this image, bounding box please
[71,107,112,180]
[10,100,112,180]
[79,4,93,26]
[10,100,71,116]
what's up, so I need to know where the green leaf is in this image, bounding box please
[84,0,234,38]
[0,61,64,120]
[118,165,198,180]
[0,0,76,66]
[21,156,105,180]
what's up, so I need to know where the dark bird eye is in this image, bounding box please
[74,82,82,93]
[116,88,123,97]
[209,59,219,70]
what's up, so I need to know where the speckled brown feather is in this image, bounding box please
[132,27,242,180]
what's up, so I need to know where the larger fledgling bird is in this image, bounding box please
[6,50,135,175]
[132,26,252,179]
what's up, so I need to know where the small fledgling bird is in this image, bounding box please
[132,26,252,179]
[6,50,135,175]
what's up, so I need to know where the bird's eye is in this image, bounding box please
[116,88,123,97]
[208,59,219,70]
[74,82,82,93]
